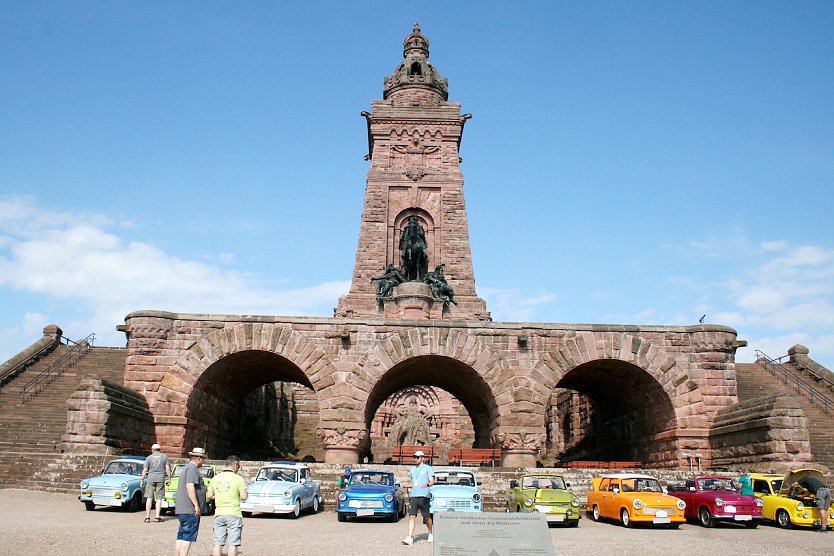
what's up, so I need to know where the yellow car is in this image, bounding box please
[750,468,833,529]
[587,474,686,528]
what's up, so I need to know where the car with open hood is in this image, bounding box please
[668,475,763,527]
[336,468,405,522]
[507,473,580,526]
[429,468,482,513]
[159,463,216,515]
[241,462,321,518]
[750,468,833,529]
[79,456,145,512]
[587,473,686,528]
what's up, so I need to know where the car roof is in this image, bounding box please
[112,456,145,462]
[749,473,783,479]
[350,469,392,474]
[262,462,307,470]
[598,474,658,480]
[434,468,476,473]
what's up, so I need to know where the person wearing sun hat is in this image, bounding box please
[174,447,208,556]
[402,449,435,545]
[140,443,171,523]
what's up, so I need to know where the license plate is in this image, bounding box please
[653,517,671,524]
[547,515,565,522]
[655,510,668,518]
[734,515,751,521]
[255,505,274,513]
[356,509,374,517]
[725,505,736,513]
[108,500,122,507]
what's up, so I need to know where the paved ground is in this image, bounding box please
[1,489,833,555]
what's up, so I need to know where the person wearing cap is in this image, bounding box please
[337,466,352,491]
[402,450,434,545]
[174,447,208,556]
[140,443,171,523]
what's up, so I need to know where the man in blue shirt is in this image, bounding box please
[402,450,434,545]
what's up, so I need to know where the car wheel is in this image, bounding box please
[337,512,347,522]
[84,502,95,511]
[775,509,792,529]
[242,511,252,518]
[621,508,633,528]
[591,505,600,522]
[699,507,714,528]
[388,511,399,523]
[290,499,301,519]
[126,494,142,513]
[312,496,320,514]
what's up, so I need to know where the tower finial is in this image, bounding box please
[413,22,420,34]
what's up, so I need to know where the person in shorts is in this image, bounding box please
[207,455,248,556]
[140,443,171,523]
[174,447,208,556]
[402,450,434,545]
[793,475,831,532]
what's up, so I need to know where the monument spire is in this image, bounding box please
[336,25,489,321]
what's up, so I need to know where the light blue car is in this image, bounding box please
[337,469,406,522]
[241,462,321,518]
[79,456,145,511]
[429,468,482,513]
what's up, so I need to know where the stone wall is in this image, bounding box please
[62,378,155,454]
[710,394,814,471]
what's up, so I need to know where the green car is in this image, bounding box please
[507,473,581,526]
[159,464,216,515]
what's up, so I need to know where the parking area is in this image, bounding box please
[0,489,831,555]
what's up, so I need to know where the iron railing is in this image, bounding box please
[755,350,834,415]
[21,333,95,403]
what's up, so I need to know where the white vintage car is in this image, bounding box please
[241,462,322,518]
[429,468,482,513]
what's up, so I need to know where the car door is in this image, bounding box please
[752,479,775,520]
[598,478,613,518]
[300,468,312,507]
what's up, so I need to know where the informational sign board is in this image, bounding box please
[432,512,556,556]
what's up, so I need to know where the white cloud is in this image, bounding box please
[0,197,350,352]
[480,287,557,322]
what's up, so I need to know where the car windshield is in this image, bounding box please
[104,461,142,476]
[697,478,736,491]
[621,478,662,493]
[522,476,566,490]
[434,472,475,487]
[170,465,213,479]
[349,472,392,486]
[256,468,298,482]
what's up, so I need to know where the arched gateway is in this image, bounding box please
[121,25,743,468]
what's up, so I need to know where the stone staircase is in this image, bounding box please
[736,360,834,470]
[0,345,127,490]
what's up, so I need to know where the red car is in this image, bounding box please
[667,476,763,528]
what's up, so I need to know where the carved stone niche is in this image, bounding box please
[383,282,441,320]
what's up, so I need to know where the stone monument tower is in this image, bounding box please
[336,23,490,321]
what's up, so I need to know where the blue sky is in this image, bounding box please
[1,1,833,370]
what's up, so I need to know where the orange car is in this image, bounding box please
[587,474,686,528]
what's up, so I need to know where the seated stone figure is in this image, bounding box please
[371,264,406,299]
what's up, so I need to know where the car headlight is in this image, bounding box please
[338,493,347,501]
[677,499,686,510]
[795,502,804,511]
[714,497,724,507]
[80,480,88,489]
[756,498,764,507]
[121,483,128,492]
[571,498,580,507]
[633,499,643,509]
[283,490,292,499]
[473,493,481,502]
[435,499,447,507]
[114,491,121,499]
[524,498,533,507]
[385,493,394,502]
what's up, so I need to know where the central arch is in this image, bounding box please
[364,355,500,461]
[183,350,318,460]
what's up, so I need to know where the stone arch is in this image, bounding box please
[168,324,334,458]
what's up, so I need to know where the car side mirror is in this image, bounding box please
[662,488,668,494]
[689,486,695,491]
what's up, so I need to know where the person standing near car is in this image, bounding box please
[207,455,248,556]
[792,475,831,532]
[737,468,754,496]
[140,443,171,523]
[174,447,208,556]
[402,450,434,546]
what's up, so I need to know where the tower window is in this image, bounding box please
[410,62,422,76]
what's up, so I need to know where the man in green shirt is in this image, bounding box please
[207,455,248,556]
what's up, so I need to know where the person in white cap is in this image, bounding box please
[402,450,435,545]
[140,443,171,523]
[175,447,208,556]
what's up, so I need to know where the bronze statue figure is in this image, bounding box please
[399,216,428,281]
[371,264,406,299]
[424,263,456,305]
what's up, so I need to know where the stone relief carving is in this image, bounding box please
[492,430,545,452]
[316,427,368,448]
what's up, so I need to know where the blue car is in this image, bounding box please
[79,456,145,511]
[337,469,406,522]
[241,462,322,518]
[429,468,482,513]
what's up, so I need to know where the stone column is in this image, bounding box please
[317,427,368,464]
[493,429,545,468]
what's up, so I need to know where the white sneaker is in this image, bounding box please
[427,534,433,543]
[401,537,413,545]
